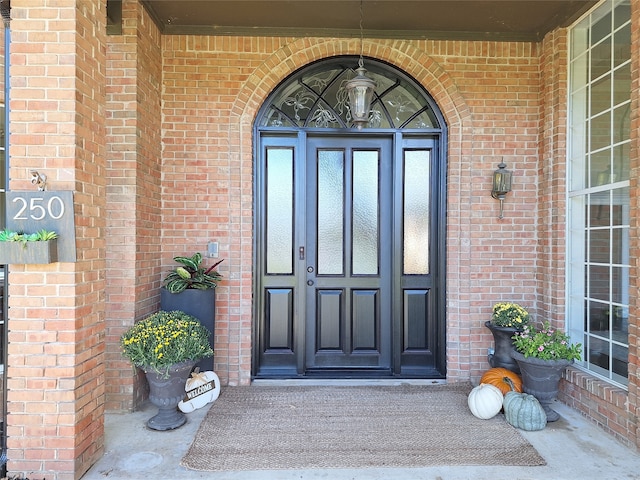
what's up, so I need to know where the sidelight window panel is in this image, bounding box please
[265,148,294,274]
[403,150,430,275]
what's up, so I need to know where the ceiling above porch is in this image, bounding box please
[138,0,597,42]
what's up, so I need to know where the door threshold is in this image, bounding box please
[251,378,448,387]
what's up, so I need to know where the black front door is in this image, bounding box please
[255,132,444,379]
[253,55,447,380]
[304,136,392,374]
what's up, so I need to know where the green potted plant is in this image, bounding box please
[511,322,582,422]
[160,252,223,371]
[0,228,59,264]
[120,310,214,430]
[162,252,223,293]
[485,302,530,373]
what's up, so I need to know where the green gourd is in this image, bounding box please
[503,391,547,431]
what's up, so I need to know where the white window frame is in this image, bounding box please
[567,0,631,388]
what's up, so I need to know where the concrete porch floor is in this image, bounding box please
[82,382,639,480]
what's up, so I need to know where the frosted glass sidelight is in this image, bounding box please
[318,150,345,275]
[403,150,430,275]
[352,151,379,275]
[266,148,294,274]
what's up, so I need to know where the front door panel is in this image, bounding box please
[305,137,392,373]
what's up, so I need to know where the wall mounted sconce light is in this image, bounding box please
[345,0,376,129]
[491,162,512,219]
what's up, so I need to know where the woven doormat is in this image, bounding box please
[181,383,545,471]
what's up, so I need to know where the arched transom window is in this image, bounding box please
[257,56,443,130]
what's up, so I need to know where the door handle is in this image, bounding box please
[299,246,305,260]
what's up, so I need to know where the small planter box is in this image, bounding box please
[0,239,58,264]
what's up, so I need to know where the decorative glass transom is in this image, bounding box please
[257,57,440,130]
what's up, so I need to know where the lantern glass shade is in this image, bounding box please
[491,162,512,199]
[346,66,376,128]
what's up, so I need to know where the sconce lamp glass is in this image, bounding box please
[346,65,376,129]
[491,162,512,219]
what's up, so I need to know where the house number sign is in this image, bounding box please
[6,191,77,262]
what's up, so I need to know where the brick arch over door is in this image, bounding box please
[225,38,475,384]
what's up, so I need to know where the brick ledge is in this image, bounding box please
[559,366,635,449]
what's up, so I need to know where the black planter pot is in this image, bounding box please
[485,321,521,373]
[511,350,573,422]
[161,288,216,372]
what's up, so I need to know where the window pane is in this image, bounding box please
[590,35,611,80]
[266,148,294,274]
[611,228,625,264]
[352,151,379,275]
[589,111,611,151]
[590,74,611,117]
[588,229,609,263]
[403,150,430,275]
[588,265,609,302]
[611,266,629,304]
[612,344,628,379]
[317,150,344,275]
[587,336,610,370]
[612,143,629,181]
[613,24,630,67]
[613,1,631,29]
[588,192,610,227]
[382,83,427,127]
[591,10,611,46]
[613,103,630,144]
[613,63,631,105]
[587,300,609,332]
[589,149,611,187]
[611,186,629,226]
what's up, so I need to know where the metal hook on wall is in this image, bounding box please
[30,170,47,191]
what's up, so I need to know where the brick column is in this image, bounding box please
[537,29,568,326]
[6,1,106,478]
[104,0,163,412]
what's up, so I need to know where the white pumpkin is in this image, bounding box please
[178,369,221,413]
[467,383,504,419]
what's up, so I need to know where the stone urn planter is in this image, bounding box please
[145,360,196,431]
[485,321,521,373]
[511,350,572,422]
[120,310,214,431]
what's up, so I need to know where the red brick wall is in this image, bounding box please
[4,1,638,478]
[104,0,162,412]
[538,28,568,329]
[159,37,541,385]
[155,30,640,450]
[6,0,107,478]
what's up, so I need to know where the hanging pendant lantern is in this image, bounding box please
[346,0,376,130]
[346,63,376,129]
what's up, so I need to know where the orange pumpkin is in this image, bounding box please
[480,367,523,395]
